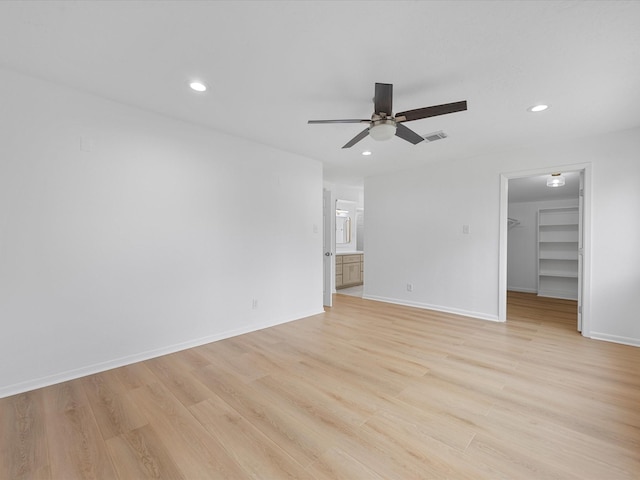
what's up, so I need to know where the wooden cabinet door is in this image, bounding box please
[343,262,361,285]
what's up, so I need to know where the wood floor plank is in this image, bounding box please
[42,381,117,480]
[144,353,213,407]
[192,364,333,468]
[306,447,387,480]
[255,371,375,428]
[105,425,185,479]
[480,402,640,478]
[127,381,247,478]
[81,372,148,440]
[0,391,50,480]
[353,411,485,480]
[464,432,583,480]
[111,362,158,392]
[189,395,310,479]
[195,343,271,383]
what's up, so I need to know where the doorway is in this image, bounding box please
[323,185,365,305]
[337,207,366,298]
[498,165,591,336]
[335,199,364,298]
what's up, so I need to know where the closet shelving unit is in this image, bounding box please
[537,207,579,300]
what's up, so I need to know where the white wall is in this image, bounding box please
[323,183,364,210]
[365,127,640,346]
[507,198,578,293]
[0,68,324,397]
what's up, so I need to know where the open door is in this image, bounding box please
[323,189,333,307]
[577,170,584,331]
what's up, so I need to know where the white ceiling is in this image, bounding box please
[1,1,639,186]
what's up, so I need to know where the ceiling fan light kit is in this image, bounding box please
[369,120,397,141]
[308,82,467,149]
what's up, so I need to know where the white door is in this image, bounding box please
[577,170,584,331]
[323,189,333,307]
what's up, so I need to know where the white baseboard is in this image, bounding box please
[0,308,324,399]
[588,332,640,348]
[362,295,501,322]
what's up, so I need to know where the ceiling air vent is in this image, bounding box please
[422,130,448,142]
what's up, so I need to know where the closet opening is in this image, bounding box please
[499,165,591,336]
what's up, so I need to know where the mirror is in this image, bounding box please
[336,210,351,244]
[336,199,357,246]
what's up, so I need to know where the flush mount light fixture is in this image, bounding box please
[362,151,372,156]
[547,173,565,187]
[528,104,549,112]
[189,81,207,92]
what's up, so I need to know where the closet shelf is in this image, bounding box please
[539,272,579,278]
[537,207,579,300]
[539,240,578,243]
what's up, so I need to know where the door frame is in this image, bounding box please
[322,188,335,307]
[498,163,592,337]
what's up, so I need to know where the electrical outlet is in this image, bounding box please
[252,299,258,309]
[406,283,413,292]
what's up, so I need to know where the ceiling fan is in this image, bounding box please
[308,83,467,148]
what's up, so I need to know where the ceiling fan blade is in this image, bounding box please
[308,119,369,124]
[342,128,370,149]
[395,101,467,123]
[374,83,393,116]
[395,123,425,145]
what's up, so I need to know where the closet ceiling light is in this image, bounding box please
[547,173,565,187]
[528,104,549,112]
[189,81,207,92]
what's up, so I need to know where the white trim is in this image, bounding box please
[363,294,501,322]
[0,308,324,399]
[498,173,509,321]
[499,163,592,338]
[323,188,334,307]
[588,332,640,348]
[580,165,592,338]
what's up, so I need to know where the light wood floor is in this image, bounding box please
[2,292,639,479]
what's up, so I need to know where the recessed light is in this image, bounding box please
[528,104,549,112]
[189,81,207,92]
[362,151,372,156]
